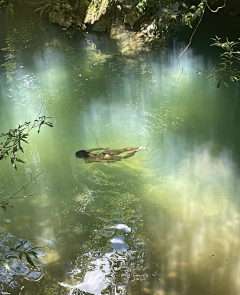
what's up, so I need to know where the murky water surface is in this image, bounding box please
[1,8,240,295]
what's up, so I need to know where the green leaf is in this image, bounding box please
[3,261,10,271]
[28,251,38,258]
[223,80,229,88]
[34,7,43,13]
[217,79,222,88]
[29,246,41,251]
[45,122,54,127]
[21,139,29,144]
[25,253,35,267]
[10,157,15,165]
[15,158,25,163]
[39,3,52,17]
[195,10,202,17]
[9,7,14,19]
[15,240,27,249]
[19,145,24,153]
[5,3,15,20]
[5,255,17,259]
[19,252,23,260]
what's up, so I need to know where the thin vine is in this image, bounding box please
[206,0,226,13]
[175,0,227,89]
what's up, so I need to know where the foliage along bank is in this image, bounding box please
[26,0,240,36]
[2,0,240,41]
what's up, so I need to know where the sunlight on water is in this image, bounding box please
[142,142,240,294]
[0,13,240,295]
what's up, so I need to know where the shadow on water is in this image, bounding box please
[1,6,240,295]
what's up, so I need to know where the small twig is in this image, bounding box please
[28,102,44,134]
[0,172,43,210]
[10,172,43,200]
[11,193,36,200]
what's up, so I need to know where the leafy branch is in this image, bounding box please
[136,0,160,14]
[1,240,41,270]
[0,171,43,211]
[0,106,53,169]
[206,36,240,88]
[34,3,53,18]
[183,1,205,28]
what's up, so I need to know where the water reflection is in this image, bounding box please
[0,230,44,294]
[141,142,240,295]
[61,217,147,295]
[58,166,147,294]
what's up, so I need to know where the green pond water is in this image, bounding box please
[1,8,240,295]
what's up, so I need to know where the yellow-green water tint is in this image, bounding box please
[0,7,240,295]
